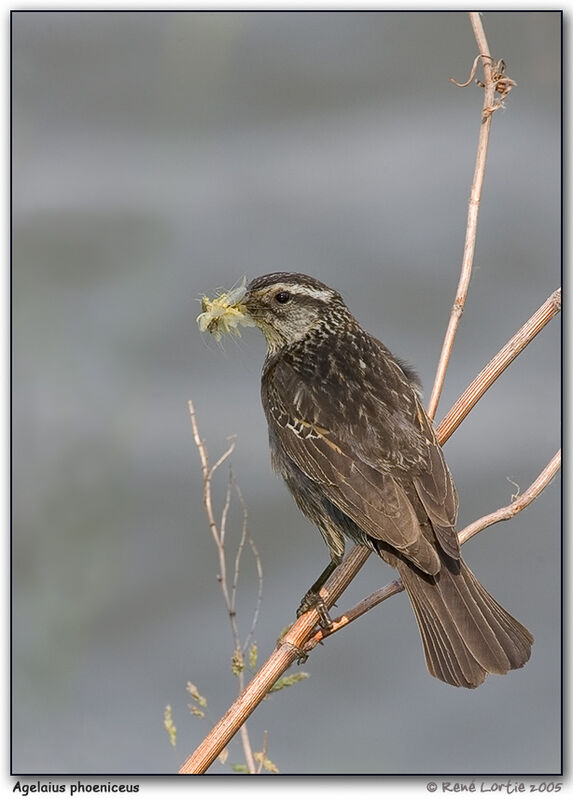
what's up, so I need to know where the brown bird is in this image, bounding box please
[204,272,533,688]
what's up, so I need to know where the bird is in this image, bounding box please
[206,271,533,688]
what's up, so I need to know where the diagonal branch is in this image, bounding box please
[457,449,561,544]
[437,288,561,445]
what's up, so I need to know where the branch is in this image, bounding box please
[428,12,515,420]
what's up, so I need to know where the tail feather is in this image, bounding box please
[397,556,533,688]
[403,562,488,687]
[458,561,532,670]
[405,581,489,688]
[437,561,513,673]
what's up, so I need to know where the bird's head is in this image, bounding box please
[243,273,349,352]
[198,272,350,353]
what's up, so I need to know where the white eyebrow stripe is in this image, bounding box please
[297,286,335,301]
[267,283,335,302]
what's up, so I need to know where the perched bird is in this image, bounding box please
[198,272,533,688]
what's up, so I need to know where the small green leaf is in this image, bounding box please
[268,672,310,694]
[231,763,249,773]
[189,704,205,718]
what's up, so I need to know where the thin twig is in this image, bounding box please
[303,450,560,648]
[219,468,234,549]
[244,536,264,654]
[188,400,257,774]
[450,53,483,88]
[458,450,560,544]
[233,479,264,655]
[189,402,235,553]
[189,404,234,614]
[230,475,246,616]
[257,731,269,774]
[428,12,499,420]
[237,721,255,775]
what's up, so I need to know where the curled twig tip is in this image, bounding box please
[450,53,484,88]
[451,53,516,122]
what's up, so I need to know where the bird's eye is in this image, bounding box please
[274,291,291,304]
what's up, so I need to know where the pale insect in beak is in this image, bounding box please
[196,276,256,341]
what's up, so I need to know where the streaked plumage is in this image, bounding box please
[239,272,533,687]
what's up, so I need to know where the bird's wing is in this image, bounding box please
[265,358,459,572]
[409,395,459,559]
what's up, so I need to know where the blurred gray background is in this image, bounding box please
[12,11,561,775]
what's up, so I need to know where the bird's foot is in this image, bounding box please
[296,591,334,630]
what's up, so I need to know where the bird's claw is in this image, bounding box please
[296,591,334,630]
